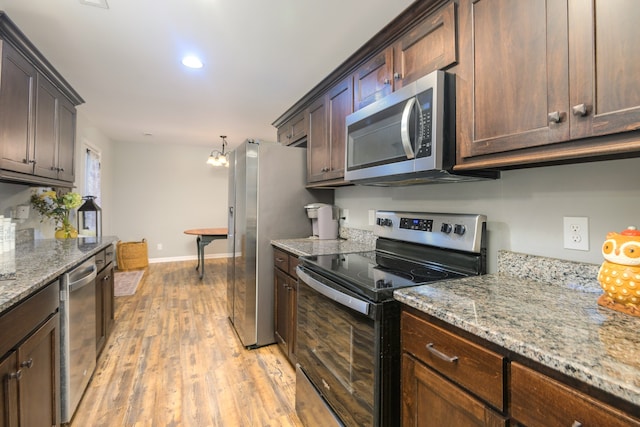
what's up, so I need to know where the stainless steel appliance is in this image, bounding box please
[345,70,498,185]
[295,211,487,426]
[227,139,331,348]
[60,256,98,423]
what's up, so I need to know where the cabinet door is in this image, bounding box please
[56,96,76,182]
[353,47,393,111]
[569,0,640,139]
[274,268,290,355]
[96,265,109,355]
[326,76,352,181]
[0,42,36,175]
[0,352,19,427]
[307,97,329,182]
[402,354,506,427]
[17,313,59,427]
[459,0,570,158]
[393,2,458,91]
[33,75,59,179]
[103,264,115,338]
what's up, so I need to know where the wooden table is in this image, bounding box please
[183,228,228,279]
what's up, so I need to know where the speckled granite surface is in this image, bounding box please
[395,250,640,408]
[0,236,118,314]
[271,235,375,257]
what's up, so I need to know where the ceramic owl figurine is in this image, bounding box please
[597,226,640,317]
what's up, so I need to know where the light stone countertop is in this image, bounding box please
[395,250,640,408]
[0,236,118,314]
[271,237,375,257]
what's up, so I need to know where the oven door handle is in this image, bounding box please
[296,266,370,316]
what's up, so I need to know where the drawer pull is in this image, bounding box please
[426,343,459,363]
[275,257,285,263]
[571,422,583,427]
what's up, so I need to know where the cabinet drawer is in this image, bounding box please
[401,311,504,410]
[511,362,640,427]
[0,280,58,358]
[273,248,289,272]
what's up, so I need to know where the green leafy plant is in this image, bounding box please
[30,189,83,237]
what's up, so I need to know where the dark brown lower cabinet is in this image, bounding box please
[402,353,506,427]
[511,362,640,427]
[273,247,299,365]
[0,281,60,427]
[402,307,640,427]
[95,261,114,357]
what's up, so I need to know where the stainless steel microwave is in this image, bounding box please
[345,70,498,185]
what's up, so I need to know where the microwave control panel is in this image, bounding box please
[415,89,433,159]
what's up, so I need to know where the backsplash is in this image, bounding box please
[497,250,601,293]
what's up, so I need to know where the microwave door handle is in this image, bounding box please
[400,97,416,159]
[296,266,370,316]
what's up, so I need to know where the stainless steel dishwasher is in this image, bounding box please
[60,256,97,423]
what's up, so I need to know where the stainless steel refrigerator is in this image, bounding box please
[226,139,331,348]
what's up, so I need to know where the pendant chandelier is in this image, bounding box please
[207,135,229,167]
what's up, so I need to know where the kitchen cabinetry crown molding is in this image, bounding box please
[0,12,84,106]
[271,0,449,128]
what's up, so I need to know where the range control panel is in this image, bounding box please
[375,211,486,253]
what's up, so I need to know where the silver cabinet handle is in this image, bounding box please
[572,422,583,427]
[394,72,401,80]
[572,103,588,116]
[20,358,33,369]
[383,78,391,85]
[426,343,459,363]
[548,111,562,123]
[400,97,417,159]
[8,370,22,380]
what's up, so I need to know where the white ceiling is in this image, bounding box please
[0,0,413,151]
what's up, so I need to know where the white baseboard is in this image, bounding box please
[149,252,233,264]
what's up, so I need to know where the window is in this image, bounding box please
[82,146,101,235]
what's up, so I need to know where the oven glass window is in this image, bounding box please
[297,279,375,426]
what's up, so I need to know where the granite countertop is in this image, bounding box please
[271,237,375,257]
[394,251,640,408]
[0,236,118,314]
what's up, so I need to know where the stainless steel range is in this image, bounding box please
[295,210,487,427]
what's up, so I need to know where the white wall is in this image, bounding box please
[335,156,640,273]
[110,140,229,260]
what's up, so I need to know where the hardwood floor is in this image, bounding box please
[71,260,303,427]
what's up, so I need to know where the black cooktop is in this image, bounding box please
[299,250,467,302]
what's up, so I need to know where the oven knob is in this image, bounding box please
[453,224,466,235]
[440,223,452,234]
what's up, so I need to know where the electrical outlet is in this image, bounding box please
[342,209,349,223]
[157,243,163,250]
[563,217,589,251]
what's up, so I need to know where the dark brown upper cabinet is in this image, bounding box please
[456,0,640,167]
[353,2,458,111]
[0,13,83,187]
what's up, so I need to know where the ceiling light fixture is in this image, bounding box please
[182,55,203,69]
[207,135,229,167]
[79,0,109,9]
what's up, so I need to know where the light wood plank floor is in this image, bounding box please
[71,259,303,427]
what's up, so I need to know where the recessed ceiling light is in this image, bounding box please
[182,56,204,69]
[79,0,109,9]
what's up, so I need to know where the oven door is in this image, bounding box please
[296,265,400,427]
